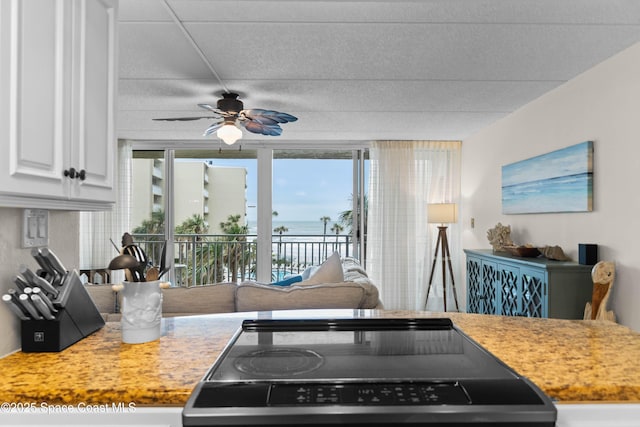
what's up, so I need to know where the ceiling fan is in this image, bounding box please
[152,92,297,145]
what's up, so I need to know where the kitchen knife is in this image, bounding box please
[19,265,59,298]
[31,287,58,313]
[36,248,63,285]
[18,293,43,320]
[40,247,67,277]
[13,275,29,292]
[31,247,57,280]
[31,294,56,320]
[7,288,24,306]
[2,294,30,320]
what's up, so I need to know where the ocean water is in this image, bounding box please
[249,220,347,236]
[248,220,353,268]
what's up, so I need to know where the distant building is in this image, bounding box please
[131,159,247,233]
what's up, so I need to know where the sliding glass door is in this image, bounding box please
[125,146,367,286]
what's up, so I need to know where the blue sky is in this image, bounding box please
[208,158,358,223]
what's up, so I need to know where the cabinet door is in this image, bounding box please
[0,0,71,200]
[69,0,116,203]
[499,264,520,316]
[466,256,482,313]
[480,260,498,314]
[521,268,547,318]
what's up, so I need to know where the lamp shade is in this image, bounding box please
[428,203,458,224]
[217,124,243,145]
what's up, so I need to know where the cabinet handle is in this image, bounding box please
[63,168,86,181]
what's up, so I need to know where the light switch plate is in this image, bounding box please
[22,209,49,248]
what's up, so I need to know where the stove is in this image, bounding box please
[183,318,556,426]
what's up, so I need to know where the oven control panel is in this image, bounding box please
[269,382,470,405]
[193,379,547,408]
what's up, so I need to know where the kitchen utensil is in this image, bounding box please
[13,275,29,292]
[31,247,57,280]
[159,240,168,279]
[31,294,56,320]
[40,247,67,277]
[18,294,42,320]
[122,244,148,282]
[145,267,159,282]
[108,254,141,282]
[31,287,58,313]
[109,237,120,253]
[19,265,59,298]
[2,294,30,320]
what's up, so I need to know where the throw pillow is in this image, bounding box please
[301,251,344,285]
[270,275,303,287]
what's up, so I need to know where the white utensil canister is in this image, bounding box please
[120,280,162,344]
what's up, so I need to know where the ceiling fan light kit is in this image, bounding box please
[153,92,297,145]
[217,123,243,145]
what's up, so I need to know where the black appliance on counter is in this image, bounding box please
[183,318,556,426]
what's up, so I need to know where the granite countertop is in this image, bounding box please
[1,310,640,406]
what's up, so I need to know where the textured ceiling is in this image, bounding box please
[117,0,640,145]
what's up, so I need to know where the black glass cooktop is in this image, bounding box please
[183,318,557,426]
[207,318,512,382]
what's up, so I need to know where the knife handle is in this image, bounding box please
[2,295,30,320]
[13,275,29,292]
[31,287,58,313]
[19,265,59,298]
[31,247,56,278]
[31,294,56,320]
[40,248,67,276]
[18,294,43,320]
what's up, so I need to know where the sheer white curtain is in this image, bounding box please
[367,140,461,311]
[79,140,132,283]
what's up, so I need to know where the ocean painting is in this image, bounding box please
[502,141,593,214]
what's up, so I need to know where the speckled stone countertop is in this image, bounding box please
[1,310,640,406]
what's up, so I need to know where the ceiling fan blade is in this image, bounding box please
[239,114,279,126]
[243,121,283,136]
[198,104,234,118]
[153,116,219,121]
[197,103,221,113]
[244,109,297,124]
[203,120,225,136]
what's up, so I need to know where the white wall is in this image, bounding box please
[461,42,640,330]
[0,209,79,356]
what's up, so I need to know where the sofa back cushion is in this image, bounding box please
[235,281,377,312]
[84,284,117,314]
[162,283,236,314]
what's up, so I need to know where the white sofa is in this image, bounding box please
[85,256,382,321]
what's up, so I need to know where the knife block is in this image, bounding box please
[21,270,105,352]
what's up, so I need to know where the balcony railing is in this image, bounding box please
[132,233,354,287]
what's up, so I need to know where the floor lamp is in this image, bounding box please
[425,203,459,312]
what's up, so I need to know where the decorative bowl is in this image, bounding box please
[503,245,541,258]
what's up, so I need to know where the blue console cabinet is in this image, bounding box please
[464,249,593,319]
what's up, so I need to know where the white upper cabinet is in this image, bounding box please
[0,0,117,210]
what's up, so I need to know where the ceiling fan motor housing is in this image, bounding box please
[217,92,244,113]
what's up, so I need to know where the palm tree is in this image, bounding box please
[320,216,331,258]
[330,223,344,252]
[338,194,368,235]
[174,214,219,286]
[220,215,251,282]
[273,225,289,270]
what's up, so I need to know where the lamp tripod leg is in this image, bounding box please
[425,231,442,309]
[442,231,459,311]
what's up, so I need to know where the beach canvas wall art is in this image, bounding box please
[502,141,593,214]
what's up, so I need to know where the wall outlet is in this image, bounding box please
[22,209,49,248]
[471,217,475,228]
